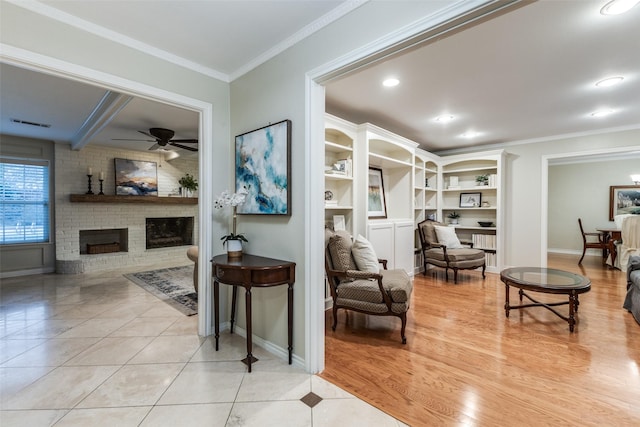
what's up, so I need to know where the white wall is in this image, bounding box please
[548,157,639,254]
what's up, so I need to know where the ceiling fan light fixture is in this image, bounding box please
[595,76,624,87]
[435,114,454,123]
[590,108,615,117]
[600,0,640,15]
[382,78,399,87]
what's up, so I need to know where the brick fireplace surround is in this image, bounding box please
[55,144,198,274]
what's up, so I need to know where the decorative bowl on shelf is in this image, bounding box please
[478,221,494,227]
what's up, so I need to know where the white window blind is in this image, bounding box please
[0,158,50,244]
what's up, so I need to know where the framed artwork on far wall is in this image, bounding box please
[609,185,640,220]
[368,167,387,218]
[114,158,158,196]
[235,120,291,215]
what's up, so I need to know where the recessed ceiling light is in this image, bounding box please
[595,76,624,87]
[435,115,454,123]
[600,0,640,15]
[461,131,481,139]
[590,108,615,117]
[382,78,399,87]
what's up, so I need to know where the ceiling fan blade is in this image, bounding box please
[148,143,162,151]
[170,142,198,152]
[170,139,198,144]
[138,130,157,139]
[112,138,156,142]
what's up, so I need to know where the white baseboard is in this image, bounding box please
[228,325,304,370]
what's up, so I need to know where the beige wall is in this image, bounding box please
[548,157,639,254]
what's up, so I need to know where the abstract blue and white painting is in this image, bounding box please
[235,120,291,215]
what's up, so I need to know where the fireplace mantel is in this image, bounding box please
[69,194,198,204]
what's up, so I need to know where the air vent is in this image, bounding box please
[10,118,51,128]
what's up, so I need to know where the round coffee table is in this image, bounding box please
[500,267,591,332]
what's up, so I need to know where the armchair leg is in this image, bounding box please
[444,268,449,282]
[482,264,486,279]
[453,269,458,284]
[332,304,338,331]
[400,313,407,344]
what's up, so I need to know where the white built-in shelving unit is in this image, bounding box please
[324,114,505,278]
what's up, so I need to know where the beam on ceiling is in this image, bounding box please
[71,90,132,150]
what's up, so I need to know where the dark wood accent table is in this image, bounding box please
[211,254,296,372]
[596,228,622,268]
[500,267,591,332]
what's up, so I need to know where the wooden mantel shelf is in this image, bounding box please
[69,194,198,204]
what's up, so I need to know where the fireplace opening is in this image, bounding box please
[146,217,194,249]
[80,228,128,254]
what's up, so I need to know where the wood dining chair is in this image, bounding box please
[578,218,608,264]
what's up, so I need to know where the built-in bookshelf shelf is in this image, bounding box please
[69,194,198,204]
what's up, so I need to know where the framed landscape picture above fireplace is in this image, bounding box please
[114,158,158,196]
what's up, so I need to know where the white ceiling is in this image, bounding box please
[1,0,639,158]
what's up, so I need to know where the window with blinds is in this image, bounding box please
[0,159,50,244]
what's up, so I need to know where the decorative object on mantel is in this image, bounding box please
[114,158,158,196]
[86,167,94,194]
[214,187,249,258]
[178,173,198,197]
[235,119,291,215]
[98,171,105,195]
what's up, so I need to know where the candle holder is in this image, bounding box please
[98,179,104,195]
[86,174,94,195]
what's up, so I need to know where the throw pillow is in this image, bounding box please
[433,225,464,249]
[328,230,358,272]
[351,234,380,273]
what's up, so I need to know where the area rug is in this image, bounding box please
[124,265,197,316]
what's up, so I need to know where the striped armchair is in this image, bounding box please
[325,229,412,344]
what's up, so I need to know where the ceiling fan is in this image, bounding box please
[113,127,198,152]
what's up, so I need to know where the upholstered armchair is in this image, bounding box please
[186,246,199,293]
[325,229,413,344]
[417,219,486,284]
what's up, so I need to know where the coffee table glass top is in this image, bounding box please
[500,267,590,290]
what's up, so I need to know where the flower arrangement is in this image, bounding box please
[447,211,460,219]
[214,187,249,245]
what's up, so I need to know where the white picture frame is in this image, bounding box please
[333,215,346,231]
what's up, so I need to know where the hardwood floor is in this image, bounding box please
[320,254,640,426]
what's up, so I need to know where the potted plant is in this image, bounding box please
[214,187,249,258]
[475,174,489,186]
[447,211,460,225]
[178,173,198,197]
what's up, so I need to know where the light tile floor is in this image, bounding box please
[0,263,406,426]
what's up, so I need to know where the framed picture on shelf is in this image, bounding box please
[333,215,346,231]
[235,119,291,215]
[460,192,481,208]
[609,185,640,220]
[114,158,158,196]
[368,167,387,218]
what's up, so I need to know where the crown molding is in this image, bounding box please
[229,0,369,81]
[6,0,230,82]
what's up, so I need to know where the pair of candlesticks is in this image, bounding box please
[86,173,105,195]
